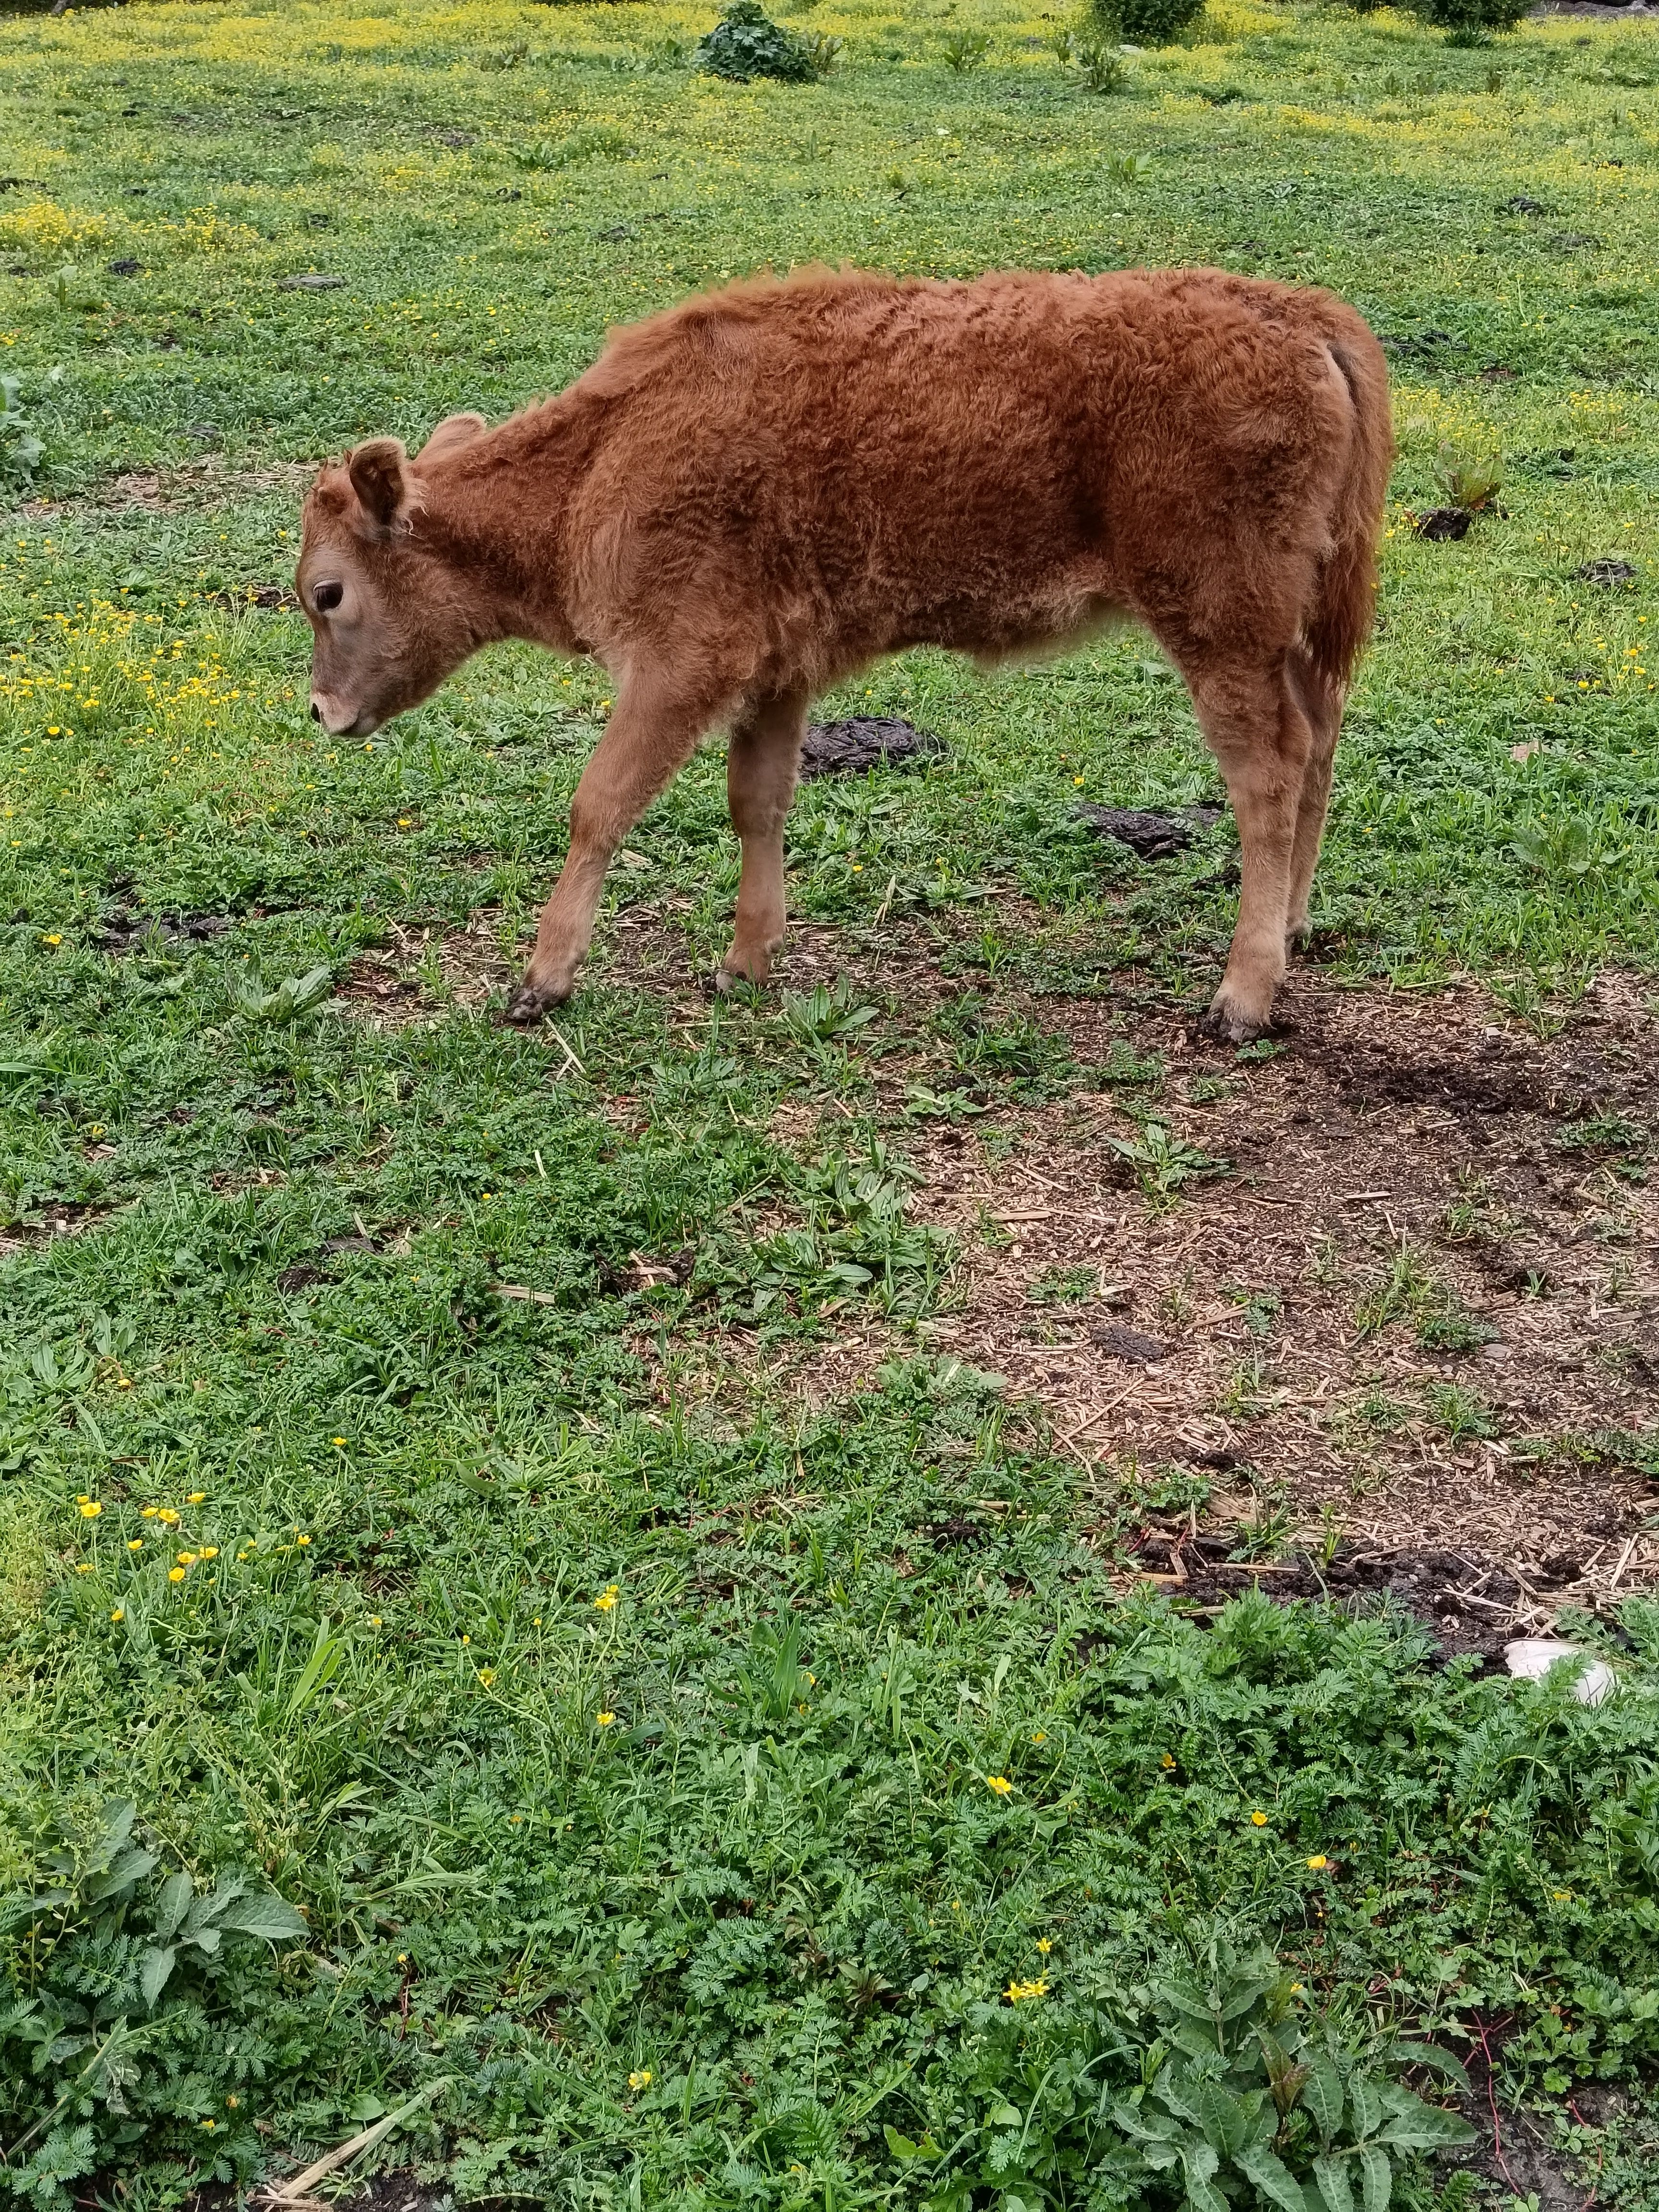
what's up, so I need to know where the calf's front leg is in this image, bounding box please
[505,673,714,1025]
[719,686,808,991]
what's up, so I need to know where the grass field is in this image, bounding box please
[2,0,1659,2206]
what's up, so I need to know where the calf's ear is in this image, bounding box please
[346,437,412,532]
[417,412,487,466]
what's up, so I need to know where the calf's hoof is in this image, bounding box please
[1199,990,1272,1047]
[714,944,776,995]
[504,979,567,1026]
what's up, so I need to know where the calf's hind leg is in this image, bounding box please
[1183,654,1314,1045]
[1282,645,1343,949]
[719,686,808,991]
[506,670,716,1025]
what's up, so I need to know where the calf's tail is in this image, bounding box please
[1302,325,1394,701]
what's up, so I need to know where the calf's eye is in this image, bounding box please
[312,580,344,614]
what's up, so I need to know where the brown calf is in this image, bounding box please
[298,265,1391,1040]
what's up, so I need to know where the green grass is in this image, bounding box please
[3,0,1659,2205]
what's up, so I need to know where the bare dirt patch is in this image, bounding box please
[901,968,1658,1628]
[23,457,319,519]
[335,912,515,1027]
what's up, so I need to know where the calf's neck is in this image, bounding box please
[297,264,1392,1041]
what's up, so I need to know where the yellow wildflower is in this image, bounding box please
[986,1775,1013,1797]
[79,1500,102,1518]
[187,1491,206,1504]
[157,1508,180,1525]
[296,1534,311,1546]
[177,1551,197,1565]
[1250,1811,1268,1826]
[1307,1855,1329,1871]
[1036,1937,1052,1954]
[594,1585,619,1611]
[110,1607,124,1622]
[628,2068,652,2091]
[1006,1977,1048,2003]
[1160,1753,1176,1769]
[477,1668,496,1688]
[597,1711,616,1726]
[127,1539,143,1551]
[199,1546,218,1560]
[168,1566,186,1582]
[75,1562,94,1574]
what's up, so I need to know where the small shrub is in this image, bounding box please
[941,27,992,70]
[1091,0,1204,49]
[1105,1117,1227,1205]
[1435,441,1502,513]
[513,126,630,170]
[1077,36,1129,92]
[801,30,843,76]
[695,1,816,83]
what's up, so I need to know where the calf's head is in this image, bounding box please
[297,414,488,737]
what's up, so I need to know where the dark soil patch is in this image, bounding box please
[1575,558,1639,586]
[1125,1527,1524,1665]
[1417,508,1472,541]
[94,908,233,952]
[1092,1319,1170,1363]
[798,715,943,779]
[1074,803,1223,859]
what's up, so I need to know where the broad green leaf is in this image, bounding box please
[1113,2101,1183,2143]
[1153,2068,1203,2125]
[1180,2138,1227,2212]
[215,1891,309,1942]
[1349,2074,1383,2141]
[190,1875,249,1929]
[139,1945,176,2008]
[1312,2153,1355,2212]
[987,2103,1022,2128]
[1220,1976,1276,2021]
[153,1871,192,1943]
[1193,2082,1249,2157]
[884,2125,940,2162]
[1236,2139,1307,2212]
[94,1799,137,1863]
[1378,2103,1478,2152]
[189,1924,222,1955]
[1358,2142,1392,2212]
[1384,2042,1471,2095]
[85,1847,157,1903]
[1303,2056,1344,2144]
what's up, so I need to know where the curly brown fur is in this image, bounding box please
[297,264,1392,1038]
